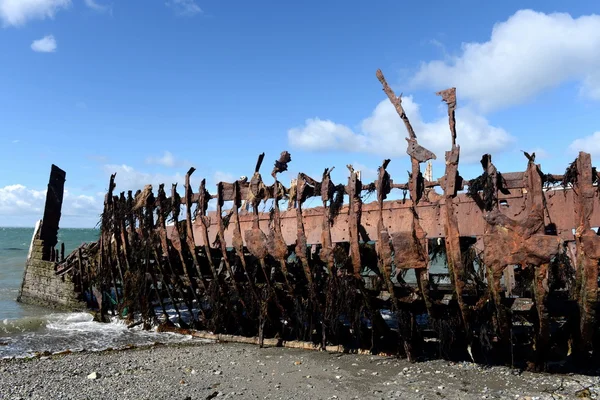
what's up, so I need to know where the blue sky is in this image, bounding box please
[1,0,599,227]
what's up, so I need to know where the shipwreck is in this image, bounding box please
[17,70,600,371]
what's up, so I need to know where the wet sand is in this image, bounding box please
[1,341,599,399]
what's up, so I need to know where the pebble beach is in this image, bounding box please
[1,341,599,400]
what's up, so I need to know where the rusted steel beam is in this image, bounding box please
[388,171,565,192]
[145,186,186,324]
[102,174,121,309]
[126,190,136,254]
[572,152,600,359]
[319,169,335,273]
[437,88,471,345]
[532,262,550,369]
[346,165,363,279]
[377,71,431,266]
[522,157,554,368]
[230,179,261,310]
[270,152,309,337]
[171,183,204,294]
[156,184,198,324]
[346,162,394,355]
[104,177,126,292]
[295,173,315,285]
[184,168,210,292]
[231,179,247,278]
[215,181,244,298]
[375,159,416,357]
[481,155,509,357]
[377,69,437,360]
[155,185,172,258]
[480,155,561,362]
[147,253,170,321]
[191,179,594,248]
[125,186,153,324]
[376,69,416,141]
[151,243,186,324]
[197,179,220,282]
[171,183,207,325]
[139,190,161,325]
[409,147,435,356]
[245,165,272,284]
[214,178,257,336]
[375,159,396,298]
[110,195,126,287]
[243,155,289,346]
[245,152,268,261]
[118,193,132,272]
[318,168,342,349]
[295,171,327,345]
[159,172,565,210]
[438,88,457,144]
[269,152,294,296]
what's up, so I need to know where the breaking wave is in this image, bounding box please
[0,312,197,358]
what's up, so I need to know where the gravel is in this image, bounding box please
[1,341,599,399]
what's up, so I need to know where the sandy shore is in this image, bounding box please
[1,340,599,399]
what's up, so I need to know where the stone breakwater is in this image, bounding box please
[1,342,599,400]
[17,233,86,311]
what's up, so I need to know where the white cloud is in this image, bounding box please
[62,189,101,218]
[84,0,109,12]
[31,34,56,52]
[568,132,600,157]
[102,164,188,193]
[0,0,70,27]
[0,165,249,227]
[289,119,358,152]
[166,0,201,16]
[0,163,237,227]
[581,71,600,100]
[288,96,513,164]
[146,151,176,168]
[0,184,46,216]
[0,184,103,227]
[410,10,600,112]
[102,164,243,197]
[213,171,235,183]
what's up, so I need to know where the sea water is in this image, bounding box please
[0,227,193,358]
